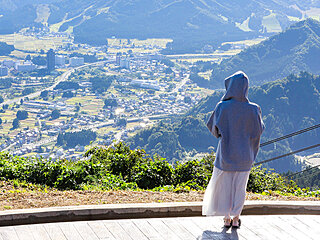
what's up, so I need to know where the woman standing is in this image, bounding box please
[202,71,264,228]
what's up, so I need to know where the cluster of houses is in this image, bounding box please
[0,128,40,153]
[1,44,204,159]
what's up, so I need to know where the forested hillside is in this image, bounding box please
[129,72,320,173]
[200,19,320,88]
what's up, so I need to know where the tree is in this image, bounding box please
[51,109,61,120]
[54,81,80,90]
[165,67,173,74]
[62,91,74,98]
[22,88,34,96]
[0,118,2,125]
[40,90,48,99]
[116,118,127,127]
[104,98,118,108]
[16,110,28,120]
[12,118,19,129]
[0,96,3,104]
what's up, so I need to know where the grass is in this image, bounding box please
[0,33,69,52]
[0,179,318,211]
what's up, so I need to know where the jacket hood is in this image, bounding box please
[221,71,249,102]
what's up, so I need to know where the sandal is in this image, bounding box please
[224,218,232,228]
[232,218,241,228]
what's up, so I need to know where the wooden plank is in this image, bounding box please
[274,216,307,240]
[28,225,51,240]
[72,222,99,240]
[13,225,35,240]
[242,216,279,240]
[0,227,19,240]
[103,220,132,240]
[59,222,84,240]
[132,219,164,240]
[186,217,220,239]
[161,218,195,240]
[44,223,68,240]
[87,221,116,240]
[191,216,231,240]
[243,216,281,240]
[287,216,319,240]
[171,217,205,239]
[284,215,320,240]
[116,220,148,240]
[147,218,182,240]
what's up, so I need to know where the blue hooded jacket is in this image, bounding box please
[207,71,265,171]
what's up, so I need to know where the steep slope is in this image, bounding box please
[207,19,320,88]
[129,72,320,172]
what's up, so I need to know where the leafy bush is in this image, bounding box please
[133,155,173,189]
[0,142,318,198]
[174,154,214,187]
[247,166,287,193]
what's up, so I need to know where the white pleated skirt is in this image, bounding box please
[202,167,250,217]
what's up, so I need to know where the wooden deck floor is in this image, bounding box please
[0,215,319,240]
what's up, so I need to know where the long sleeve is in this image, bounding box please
[207,110,221,138]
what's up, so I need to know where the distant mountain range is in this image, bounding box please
[0,0,319,53]
[129,72,320,173]
[206,18,320,88]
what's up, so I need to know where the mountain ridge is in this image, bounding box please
[0,0,319,53]
[201,18,320,88]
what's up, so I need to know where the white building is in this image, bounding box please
[130,79,160,90]
[0,66,8,76]
[15,61,36,72]
[55,55,66,66]
[120,58,130,69]
[69,57,84,67]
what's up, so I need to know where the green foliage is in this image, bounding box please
[51,109,61,120]
[174,154,214,188]
[22,88,34,96]
[62,91,74,98]
[0,78,14,89]
[104,98,118,108]
[16,110,28,120]
[12,118,19,129]
[247,166,287,193]
[32,55,47,66]
[54,81,80,90]
[89,75,115,93]
[40,90,48,99]
[0,143,318,197]
[0,42,14,56]
[284,167,320,190]
[57,129,97,148]
[69,52,97,63]
[161,59,174,68]
[209,19,320,88]
[133,155,174,189]
[0,152,130,190]
[0,96,3,103]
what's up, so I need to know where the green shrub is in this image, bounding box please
[133,155,174,189]
[174,154,214,188]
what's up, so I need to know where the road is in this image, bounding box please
[171,74,190,93]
